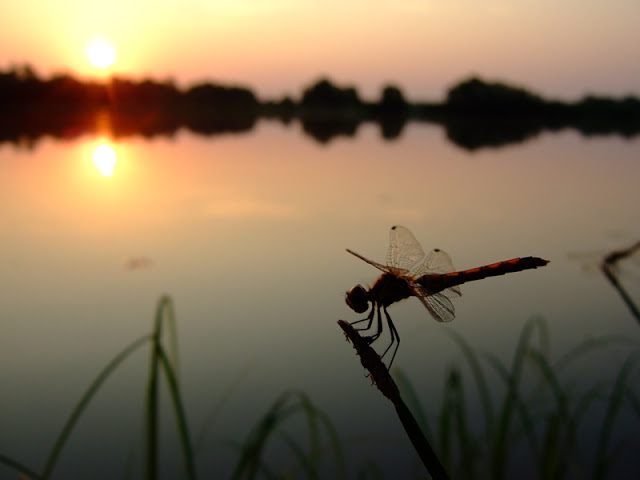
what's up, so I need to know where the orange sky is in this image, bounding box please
[1,1,639,101]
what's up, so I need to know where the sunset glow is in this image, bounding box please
[0,1,637,100]
[85,38,116,70]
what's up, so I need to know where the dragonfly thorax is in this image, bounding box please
[370,272,414,307]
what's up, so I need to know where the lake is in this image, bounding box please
[1,119,639,479]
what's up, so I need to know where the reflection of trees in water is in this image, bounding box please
[5,107,631,150]
[2,68,640,150]
[300,116,359,144]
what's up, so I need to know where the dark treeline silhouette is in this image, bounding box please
[0,65,259,145]
[2,64,640,150]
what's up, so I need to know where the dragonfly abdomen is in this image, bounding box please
[419,256,549,292]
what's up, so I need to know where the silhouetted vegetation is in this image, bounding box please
[427,78,640,150]
[2,299,638,479]
[446,78,546,113]
[300,78,362,110]
[0,65,258,145]
[2,64,640,150]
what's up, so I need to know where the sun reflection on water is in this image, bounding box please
[92,142,117,177]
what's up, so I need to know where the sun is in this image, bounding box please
[85,38,117,70]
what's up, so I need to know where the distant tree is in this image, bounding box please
[109,77,180,107]
[301,78,361,109]
[14,64,38,81]
[379,84,408,113]
[184,83,257,110]
[446,77,545,113]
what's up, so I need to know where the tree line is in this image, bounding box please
[2,64,639,150]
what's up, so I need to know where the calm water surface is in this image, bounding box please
[1,121,639,478]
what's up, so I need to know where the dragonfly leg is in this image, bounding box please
[380,307,400,369]
[352,305,383,345]
[367,305,384,343]
[351,305,375,331]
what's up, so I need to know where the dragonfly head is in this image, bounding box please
[345,284,371,314]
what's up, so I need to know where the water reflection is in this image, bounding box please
[92,142,117,177]
[2,107,639,153]
[1,126,639,479]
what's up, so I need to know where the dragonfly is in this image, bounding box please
[345,225,549,368]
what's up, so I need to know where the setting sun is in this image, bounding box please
[85,38,116,70]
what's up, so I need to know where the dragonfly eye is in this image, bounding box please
[345,284,370,313]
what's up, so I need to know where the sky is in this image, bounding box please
[1,0,639,101]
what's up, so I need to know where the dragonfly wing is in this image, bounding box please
[447,285,462,297]
[415,291,456,323]
[386,225,425,272]
[415,248,456,274]
[413,248,462,297]
[346,249,391,273]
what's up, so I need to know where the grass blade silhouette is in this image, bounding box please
[145,300,163,480]
[594,355,637,479]
[157,345,197,479]
[0,453,42,480]
[394,368,432,439]
[446,329,495,445]
[42,334,150,479]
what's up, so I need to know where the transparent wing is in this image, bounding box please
[414,288,456,322]
[415,248,455,274]
[346,249,391,273]
[386,225,425,273]
[413,248,462,297]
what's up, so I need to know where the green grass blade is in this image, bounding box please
[533,316,550,359]
[456,383,477,479]
[528,349,570,418]
[486,348,540,480]
[230,391,340,480]
[448,367,475,479]
[292,392,346,479]
[162,296,180,379]
[437,368,456,473]
[445,329,494,444]
[295,392,322,475]
[626,389,640,418]
[488,317,534,480]
[42,334,150,480]
[194,363,252,453]
[157,345,197,479]
[540,412,561,479]
[224,441,279,480]
[279,431,318,479]
[393,368,432,439]
[571,383,608,426]
[356,460,384,480]
[528,349,575,478]
[314,409,347,480]
[231,391,298,480]
[558,382,609,478]
[290,394,318,455]
[555,335,638,372]
[0,453,42,479]
[594,355,637,480]
[145,299,166,480]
